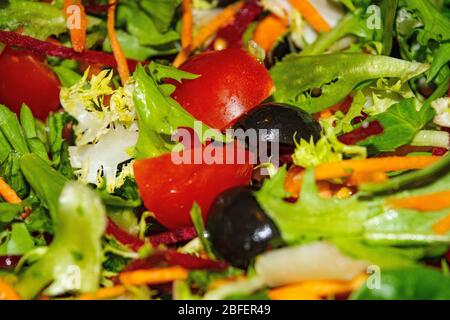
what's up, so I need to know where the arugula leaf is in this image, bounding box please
[103,30,179,61]
[133,63,211,159]
[271,53,429,113]
[15,182,106,299]
[19,154,68,219]
[359,98,435,152]
[428,42,450,81]
[46,112,72,168]
[401,0,450,45]
[352,266,450,299]
[0,0,66,40]
[0,223,35,255]
[254,168,380,244]
[190,203,215,259]
[51,65,83,88]
[0,151,29,199]
[0,104,29,155]
[396,0,450,86]
[0,203,23,223]
[20,105,49,162]
[380,0,399,55]
[114,0,181,58]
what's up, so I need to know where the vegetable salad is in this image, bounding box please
[0,0,450,300]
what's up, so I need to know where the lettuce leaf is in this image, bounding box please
[15,181,106,299]
[0,0,66,40]
[271,53,429,113]
[254,168,380,244]
[133,63,211,159]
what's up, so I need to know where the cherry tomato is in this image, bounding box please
[0,47,60,120]
[172,48,273,130]
[134,143,254,230]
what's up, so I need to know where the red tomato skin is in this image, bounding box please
[0,47,60,120]
[134,144,254,230]
[172,48,274,130]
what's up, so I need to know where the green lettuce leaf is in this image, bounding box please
[364,208,450,245]
[0,0,66,40]
[271,53,429,113]
[15,182,106,299]
[254,168,380,244]
[133,63,211,159]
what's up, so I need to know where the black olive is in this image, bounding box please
[206,187,280,268]
[266,35,301,68]
[233,103,322,148]
[217,0,239,7]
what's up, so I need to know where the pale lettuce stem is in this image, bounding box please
[411,130,450,149]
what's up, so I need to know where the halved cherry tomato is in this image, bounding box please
[134,143,254,230]
[172,48,273,130]
[0,47,60,120]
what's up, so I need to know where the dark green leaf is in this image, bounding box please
[352,266,450,299]
[359,98,435,152]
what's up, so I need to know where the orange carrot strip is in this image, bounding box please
[289,0,331,33]
[173,1,244,67]
[433,213,450,235]
[0,279,21,300]
[181,0,193,49]
[0,177,21,204]
[285,156,440,196]
[268,275,366,300]
[119,266,188,286]
[64,0,87,53]
[253,14,288,52]
[389,191,450,212]
[107,0,130,83]
[78,285,126,300]
[346,171,388,186]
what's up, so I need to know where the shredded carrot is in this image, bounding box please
[289,0,331,33]
[208,275,247,290]
[0,278,21,300]
[389,191,450,212]
[433,213,450,235]
[268,274,367,300]
[253,14,288,52]
[64,0,87,52]
[107,0,130,83]
[346,171,388,186]
[78,285,126,300]
[285,156,440,196]
[173,1,244,67]
[181,0,193,49]
[0,177,21,204]
[119,266,188,286]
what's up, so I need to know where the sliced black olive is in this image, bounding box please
[206,187,280,268]
[233,102,322,148]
